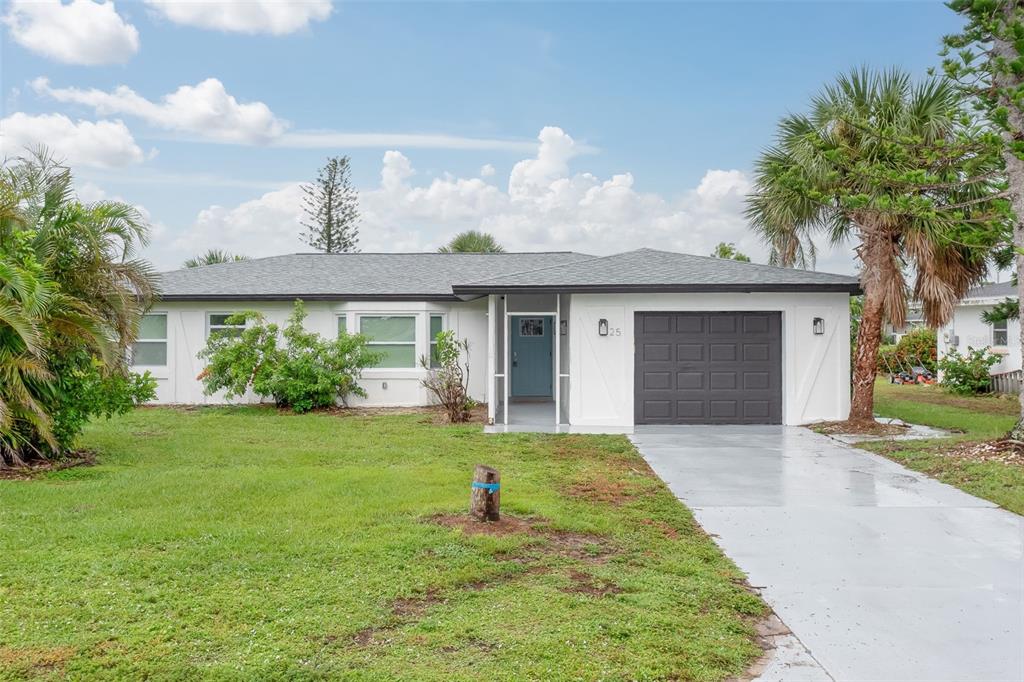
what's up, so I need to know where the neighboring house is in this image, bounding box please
[937,281,1020,375]
[885,302,924,342]
[143,248,859,427]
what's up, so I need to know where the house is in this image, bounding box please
[937,281,1020,374]
[142,248,859,428]
[885,302,924,343]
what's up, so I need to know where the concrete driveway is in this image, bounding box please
[631,426,1024,682]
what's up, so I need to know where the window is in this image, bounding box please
[993,318,1009,347]
[519,318,545,336]
[361,315,416,368]
[208,313,245,339]
[133,314,167,366]
[337,314,348,336]
[430,314,444,368]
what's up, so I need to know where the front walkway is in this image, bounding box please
[631,426,1024,682]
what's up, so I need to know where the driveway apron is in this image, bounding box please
[631,426,1024,682]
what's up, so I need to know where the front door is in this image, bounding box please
[510,316,553,397]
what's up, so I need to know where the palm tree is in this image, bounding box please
[746,68,1007,422]
[183,249,250,268]
[438,230,504,253]
[0,149,157,464]
[710,242,751,262]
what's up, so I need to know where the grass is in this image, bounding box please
[0,407,765,681]
[864,380,1024,515]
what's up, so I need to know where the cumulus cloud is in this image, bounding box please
[144,0,332,35]
[146,125,857,273]
[2,0,139,65]
[480,164,496,177]
[32,77,286,145]
[0,112,145,168]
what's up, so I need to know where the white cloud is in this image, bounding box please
[144,0,331,35]
[148,126,858,274]
[0,112,145,168]
[2,0,139,65]
[480,164,496,177]
[32,77,286,145]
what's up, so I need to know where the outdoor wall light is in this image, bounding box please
[560,320,568,336]
[812,317,825,335]
[598,319,609,336]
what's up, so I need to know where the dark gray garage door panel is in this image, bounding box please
[634,312,782,424]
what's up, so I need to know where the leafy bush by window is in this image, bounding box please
[876,327,937,374]
[197,300,382,413]
[420,330,473,423]
[938,347,1001,395]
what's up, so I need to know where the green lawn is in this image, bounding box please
[865,380,1024,515]
[0,408,765,681]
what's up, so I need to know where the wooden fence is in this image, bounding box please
[991,370,1022,396]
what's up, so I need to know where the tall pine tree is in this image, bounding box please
[302,156,360,253]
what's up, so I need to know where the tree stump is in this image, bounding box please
[469,464,500,522]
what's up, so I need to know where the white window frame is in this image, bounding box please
[337,313,349,337]
[206,311,246,339]
[358,313,419,370]
[132,312,168,368]
[429,313,446,368]
[992,318,1009,347]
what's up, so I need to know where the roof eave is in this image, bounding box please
[452,283,863,295]
[156,293,462,302]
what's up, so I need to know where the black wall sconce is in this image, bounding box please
[598,318,609,336]
[812,317,825,335]
[560,320,568,336]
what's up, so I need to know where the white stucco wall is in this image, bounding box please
[566,292,851,426]
[938,303,1021,374]
[139,298,489,407]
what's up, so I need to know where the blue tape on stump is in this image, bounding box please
[472,482,500,493]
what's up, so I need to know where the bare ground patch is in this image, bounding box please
[0,645,76,675]
[811,419,909,437]
[567,474,644,506]
[941,439,1024,467]
[560,569,624,597]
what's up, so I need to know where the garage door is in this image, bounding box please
[634,312,782,424]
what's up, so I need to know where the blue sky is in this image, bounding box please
[1,1,964,271]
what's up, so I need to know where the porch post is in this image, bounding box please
[503,296,510,426]
[486,294,495,425]
[554,295,560,425]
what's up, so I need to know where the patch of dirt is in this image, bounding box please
[0,645,75,674]
[431,513,539,536]
[942,439,1024,467]
[811,419,909,436]
[560,569,624,598]
[640,518,681,539]
[349,627,383,647]
[567,475,642,506]
[728,614,796,682]
[0,451,96,480]
[391,589,443,618]
[429,513,616,564]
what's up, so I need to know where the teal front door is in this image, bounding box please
[510,316,553,397]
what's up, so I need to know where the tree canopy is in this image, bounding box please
[438,230,505,253]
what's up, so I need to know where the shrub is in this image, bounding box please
[197,300,381,412]
[876,327,937,374]
[420,330,472,423]
[938,347,1001,395]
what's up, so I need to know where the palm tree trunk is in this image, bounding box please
[849,226,896,422]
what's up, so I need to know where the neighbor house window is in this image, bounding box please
[430,314,445,368]
[993,318,1009,347]
[208,313,245,339]
[337,314,348,336]
[133,313,167,366]
[360,315,416,368]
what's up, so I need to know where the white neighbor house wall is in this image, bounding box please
[567,292,851,426]
[139,298,489,406]
[938,303,1022,375]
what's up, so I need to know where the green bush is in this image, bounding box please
[198,300,382,412]
[938,347,1001,395]
[876,327,937,374]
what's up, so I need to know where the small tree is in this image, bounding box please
[420,330,473,422]
[197,300,380,412]
[710,241,751,262]
[184,249,249,268]
[939,347,1001,395]
[438,230,504,253]
[302,156,360,253]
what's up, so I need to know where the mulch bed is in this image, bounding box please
[941,439,1024,467]
[0,451,96,481]
[812,419,909,437]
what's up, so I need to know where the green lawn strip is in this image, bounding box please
[864,381,1024,516]
[0,408,765,681]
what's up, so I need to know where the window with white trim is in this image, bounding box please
[133,313,167,366]
[208,313,245,340]
[360,315,416,368]
[429,314,444,368]
[337,314,348,336]
[993,318,1009,347]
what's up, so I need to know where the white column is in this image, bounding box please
[554,296,560,425]
[503,296,510,426]
[486,295,495,425]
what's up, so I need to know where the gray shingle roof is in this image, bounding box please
[964,281,1017,301]
[452,248,861,294]
[157,252,593,300]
